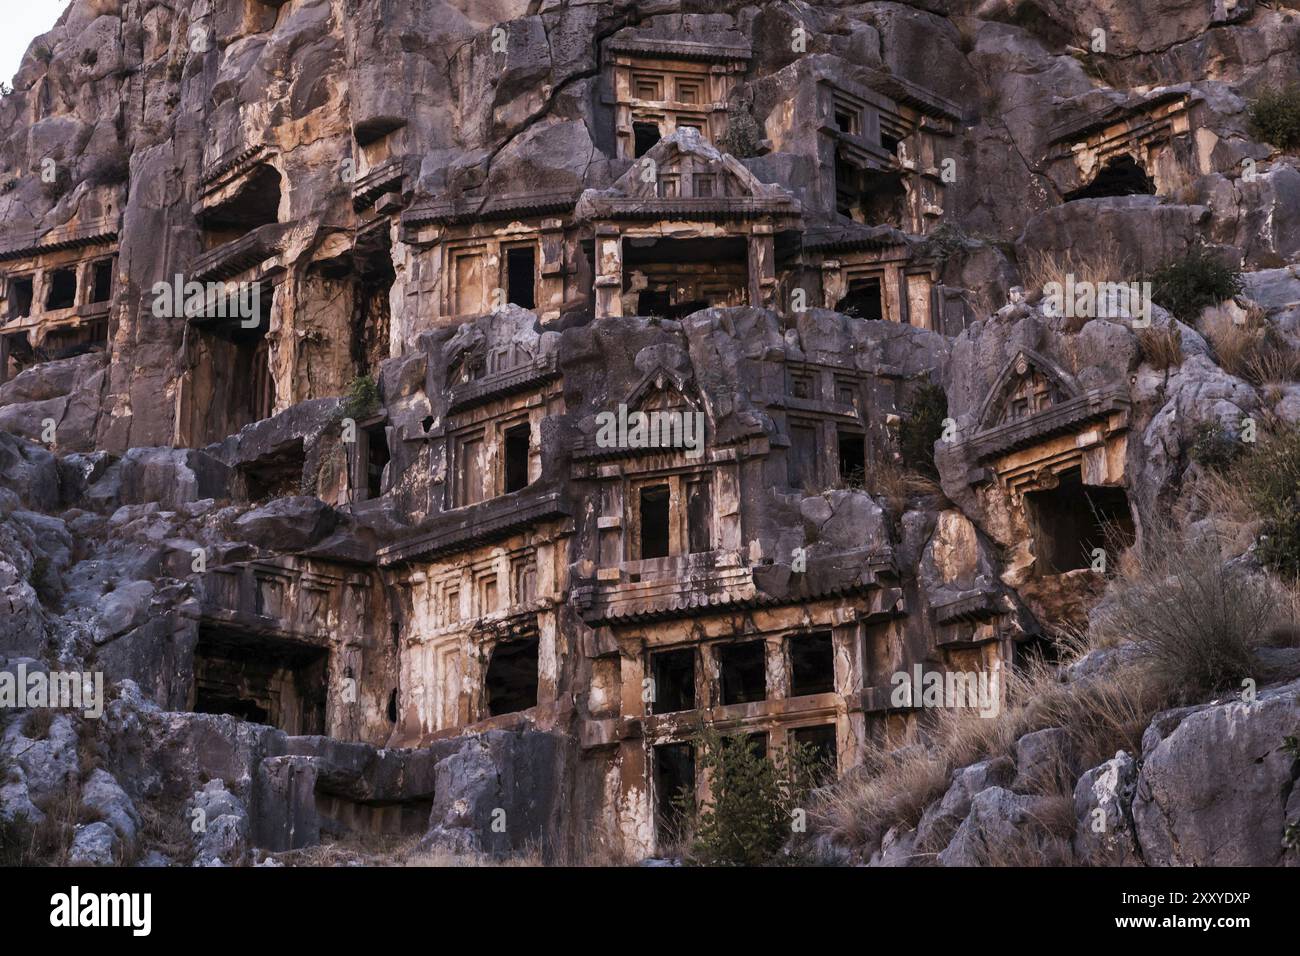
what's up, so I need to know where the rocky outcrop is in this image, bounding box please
[2,0,1299,867]
[853,675,1300,867]
[1132,679,1300,867]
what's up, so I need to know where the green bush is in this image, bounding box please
[680,728,828,866]
[1148,244,1243,322]
[899,382,949,480]
[339,374,380,421]
[1189,420,1241,470]
[1248,86,1300,152]
[716,107,763,159]
[1243,426,1300,577]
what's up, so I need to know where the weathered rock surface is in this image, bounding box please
[1,0,1299,868]
[1073,751,1141,866]
[1132,679,1300,866]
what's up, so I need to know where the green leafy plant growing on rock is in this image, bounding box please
[920,223,970,267]
[680,728,828,866]
[716,106,763,159]
[1148,243,1243,322]
[1248,85,1300,153]
[1242,426,1300,577]
[898,382,949,481]
[1189,420,1242,470]
[339,374,380,421]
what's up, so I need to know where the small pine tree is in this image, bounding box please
[682,728,829,866]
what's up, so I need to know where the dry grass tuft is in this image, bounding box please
[1137,325,1184,369]
[866,456,944,515]
[810,624,1177,858]
[0,785,81,866]
[1019,243,1126,298]
[269,829,630,867]
[271,832,549,867]
[1200,306,1300,386]
[1093,515,1284,699]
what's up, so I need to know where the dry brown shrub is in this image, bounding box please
[1019,242,1126,296]
[810,629,1174,859]
[1201,305,1300,386]
[1137,325,1184,369]
[1092,516,1283,700]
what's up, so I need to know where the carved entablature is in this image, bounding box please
[448,349,559,415]
[581,130,800,221]
[1047,91,1200,199]
[626,364,699,414]
[197,557,373,643]
[959,350,1131,493]
[572,363,703,464]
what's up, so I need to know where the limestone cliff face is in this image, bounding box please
[1,0,1291,451]
[1,0,1298,866]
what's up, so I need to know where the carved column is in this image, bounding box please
[747,226,776,309]
[594,224,623,319]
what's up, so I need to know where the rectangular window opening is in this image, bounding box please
[506,246,536,310]
[503,423,531,494]
[719,641,766,706]
[650,648,695,715]
[837,431,866,487]
[192,625,328,735]
[45,267,77,311]
[791,724,838,780]
[836,278,883,321]
[7,276,34,320]
[639,484,671,559]
[363,423,389,500]
[485,637,539,717]
[91,259,113,304]
[654,742,694,850]
[1024,468,1135,574]
[789,631,835,697]
[634,122,662,158]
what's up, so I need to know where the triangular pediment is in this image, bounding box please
[614,129,761,202]
[976,349,1078,430]
[578,129,799,220]
[625,364,698,413]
